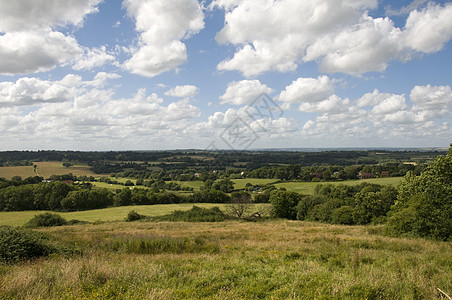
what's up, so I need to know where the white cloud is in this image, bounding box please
[410,84,452,110]
[356,89,394,107]
[165,85,199,98]
[370,94,407,115]
[123,0,204,77]
[0,0,104,75]
[72,46,115,71]
[278,76,334,104]
[0,75,83,106]
[0,29,83,75]
[220,80,274,105]
[305,15,403,74]
[214,0,452,76]
[403,3,452,53]
[0,0,101,32]
[299,95,350,113]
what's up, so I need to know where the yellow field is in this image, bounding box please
[0,161,101,179]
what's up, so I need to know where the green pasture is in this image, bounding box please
[232,178,280,189]
[0,203,232,227]
[274,177,404,195]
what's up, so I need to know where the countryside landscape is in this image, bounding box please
[0,148,451,299]
[2,0,452,299]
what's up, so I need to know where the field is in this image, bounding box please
[1,219,450,299]
[0,161,100,179]
[0,204,234,227]
[274,177,404,195]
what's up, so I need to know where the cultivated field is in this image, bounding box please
[0,220,450,299]
[0,161,100,179]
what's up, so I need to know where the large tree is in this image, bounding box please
[386,145,452,240]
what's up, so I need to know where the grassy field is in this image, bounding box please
[232,178,280,189]
[0,204,234,227]
[0,161,100,179]
[274,177,404,195]
[0,220,450,299]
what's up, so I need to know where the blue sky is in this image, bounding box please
[0,0,451,150]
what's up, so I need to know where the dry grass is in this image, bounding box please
[1,220,451,299]
[0,162,100,180]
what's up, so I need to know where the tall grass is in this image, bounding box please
[0,220,450,299]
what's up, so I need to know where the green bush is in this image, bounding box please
[0,226,56,263]
[125,210,142,222]
[331,206,355,225]
[24,212,67,228]
[386,145,452,241]
[155,206,226,222]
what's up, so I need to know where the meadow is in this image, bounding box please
[0,161,99,179]
[0,204,233,227]
[273,177,403,195]
[0,219,450,299]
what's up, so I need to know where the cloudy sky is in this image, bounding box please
[1,0,452,150]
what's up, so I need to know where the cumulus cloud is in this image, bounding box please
[165,85,199,98]
[123,0,204,77]
[0,0,105,75]
[304,15,403,74]
[213,0,452,76]
[72,46,116,71]
[278,76,334,104]
[0,29,82,75]
[220,80,274,105]
[0,74,204,149]
[403,3,452,53]
[0,0,101,32]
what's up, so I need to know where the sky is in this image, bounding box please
[0,0,452,151]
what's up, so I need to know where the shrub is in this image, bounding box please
[24,212,67,228]
[270,190,302,219]
[0,226,56,263]
[125,210,142,222]
[331,206,355,225]
[155,206,226,222]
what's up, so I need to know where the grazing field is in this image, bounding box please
[0,220,450,299]
[0,161,100,179]
[0,204,236,227]
[0,165,35,179]
[232,178,280,189]
[274,177,404,195]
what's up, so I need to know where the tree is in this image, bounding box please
[62,162,73,168]
[226,191,252,218]
[269,190,301,219]
[386,145,452,240]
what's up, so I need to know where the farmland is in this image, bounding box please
[0,204,233,227]
[0,161,100,179]
[0,219,451,299]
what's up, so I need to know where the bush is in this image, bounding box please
[125,210,142,222]
[0,226,56,263]
[331,206,355,225]
[155,206,226,222]
[24,212,67,228]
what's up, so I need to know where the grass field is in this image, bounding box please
[0,204,235,227]
[274,177,404,195]
[0,161,100,179]
[0,220,450,299]
[232,178,280,189]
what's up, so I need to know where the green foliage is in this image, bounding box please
[296,195,325,220]
[125,210,142,222]
[270,190,302,219]
[386,145,452,240]
[24,212,68,228]
[154,206,226,222]
[331,206,355,225]
[0,226,56,263]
